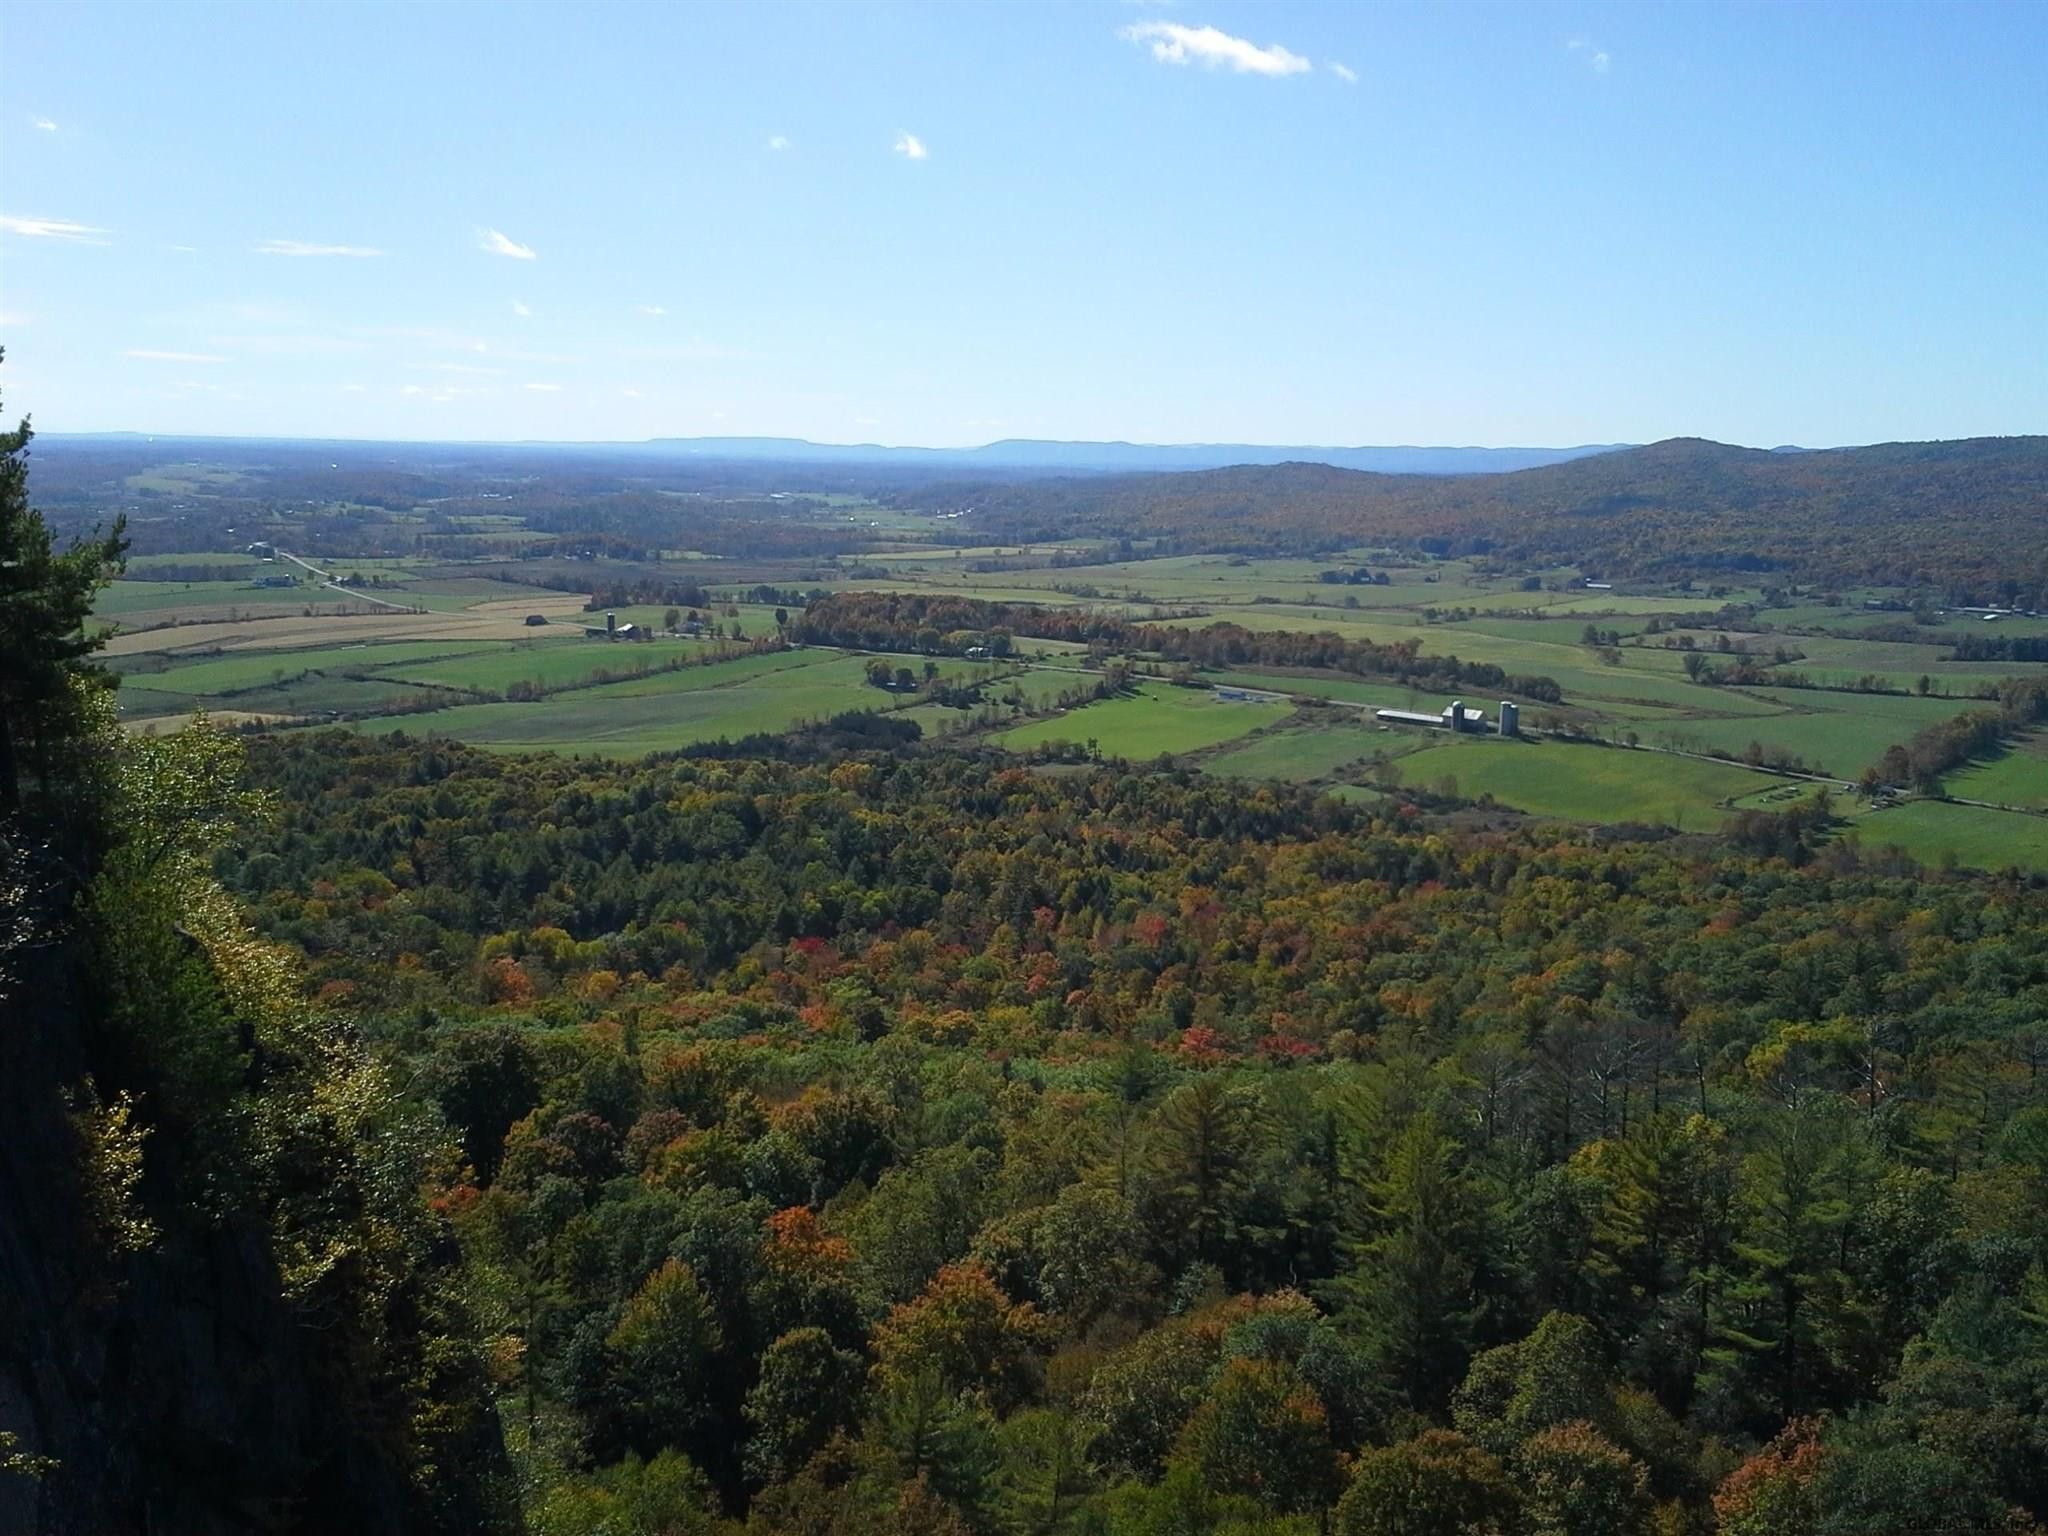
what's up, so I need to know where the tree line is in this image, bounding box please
[794,592,1565,702]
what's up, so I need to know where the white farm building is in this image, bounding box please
[1374,699,1519,735]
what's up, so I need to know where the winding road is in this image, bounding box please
[275,549,417,611]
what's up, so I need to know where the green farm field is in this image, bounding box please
[1943,734,2048,809]
[370,638,722,693]
[177,675,454,720]
[1202,720,1386,782]
[93,579,333,617]
[1642,689,1992,777]
[134,640,513,697]
[993,683,1292,759]
[1389,736,1767,830]
[576,649,1003,699]
[989,668,1096,707]
[349,652,925,755]
[1842,800,2048,874]
[1200,670,1469,712]
[1768,635,2001,672]
[1458,616,1661,646]
[893,702,985,738]
[122,550,269,570]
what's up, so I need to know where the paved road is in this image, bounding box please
[275,549,417,611]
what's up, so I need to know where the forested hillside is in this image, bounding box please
[941,437,2048,601]
[199,732,2048,1534]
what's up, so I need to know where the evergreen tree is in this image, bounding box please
[0,355,127,812]
[1335,1111,1483,1409]
[1138,1077,1263,1275]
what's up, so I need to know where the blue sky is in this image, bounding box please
[3,0,2042,447]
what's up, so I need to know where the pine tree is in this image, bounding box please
[1335,1111,1483,1410]
[1138,1076,1262,1275]
[0,355,127,812]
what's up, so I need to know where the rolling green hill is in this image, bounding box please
[943,436,2048,599]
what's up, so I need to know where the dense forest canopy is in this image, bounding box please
[187,732,2048,1534]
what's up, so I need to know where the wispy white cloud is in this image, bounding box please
[0,311,26,327]
[638,305,668,316]
[1119,21,1309,76]
[768,134,791,151]
[167,244,199,254]
[33,118,58,133]
[512,300,533,318]
[428,362,506,376]
[479,227,537,259]
[339,383,368,393]
[399,384,428,396]
[256,238,384,257]
[124,348,229,364]
[620,387,643,398]
[893,131,929,161]
[1,213,111,243]
[1567,38,1612,73]
[525,381,563,392]
[1330,61,1358,84]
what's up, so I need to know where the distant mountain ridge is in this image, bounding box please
[49,430,1628,477]
[630,436,1631,474]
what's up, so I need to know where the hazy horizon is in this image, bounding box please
[32,426,2037,458]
